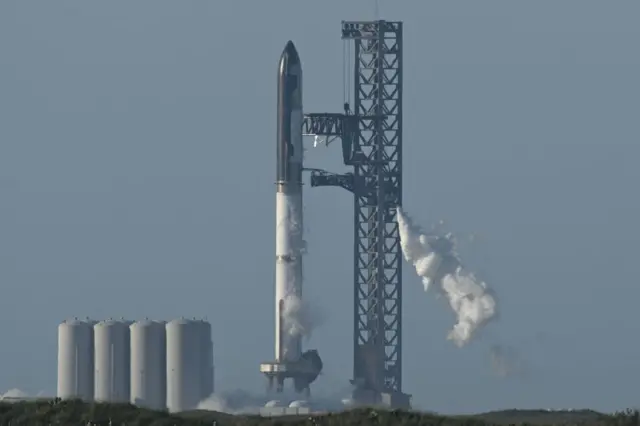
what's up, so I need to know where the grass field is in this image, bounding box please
[0,399,637,425]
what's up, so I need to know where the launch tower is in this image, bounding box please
[303,20,410,408]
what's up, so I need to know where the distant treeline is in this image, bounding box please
[0,398,639,426]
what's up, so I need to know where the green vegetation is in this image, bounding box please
[0,399,638,426]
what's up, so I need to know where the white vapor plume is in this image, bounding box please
[397,207,497,347]
[282,293,324,339]
[197,393,234,413]
[197,389,351,414]
[0,389,28,399]
[278,204,324,341]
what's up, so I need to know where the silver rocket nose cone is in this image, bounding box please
[279,40,300,71]
[283,41,300,62]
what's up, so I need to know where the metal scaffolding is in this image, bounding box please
[303,20,406,406]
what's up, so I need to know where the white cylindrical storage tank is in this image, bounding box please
[94,319,131,402]
[197,320,214,399]
[166,318,201,413]
[57,318,94,400]
[130,319,166,410]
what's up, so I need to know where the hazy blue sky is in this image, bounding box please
[1,0,639,414]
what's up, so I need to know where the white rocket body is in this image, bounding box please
[275,173,303,362]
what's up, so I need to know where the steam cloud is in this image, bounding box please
[278,204,323,341]
[197,393,235,413]
[197,389,351,414]
[0,389,28,399]
[397,207,497,347]
[0,389,47,401]
[282,294,323,340]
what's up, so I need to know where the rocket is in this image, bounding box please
[260,40,321,395]
[275,40,304,364]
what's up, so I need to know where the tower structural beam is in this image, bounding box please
[342,20,404,404]
[304,20,408,409]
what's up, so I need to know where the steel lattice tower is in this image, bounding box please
[303,20,407,407]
